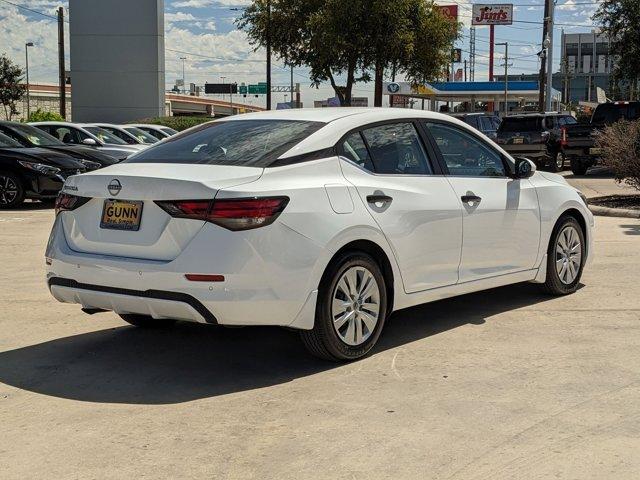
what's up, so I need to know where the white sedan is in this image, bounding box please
[46,109,593,361]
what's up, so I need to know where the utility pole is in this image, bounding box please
[497,42,509,117]
[266,0,272,110]
[25,42,34,119]
[538,0,551,111]
[545,0,555,111]
[57,7,66,119]
[469,27,476,81]
[290,64,294,108]
[464,59,467,82]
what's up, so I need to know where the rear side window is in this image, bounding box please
[127,120,323,167]
[479,116,495,131]
[361,122,433,175]
[341,132,375,172]
[592,104,627,124]
[499,117,542,132]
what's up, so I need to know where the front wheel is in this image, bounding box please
[570,159,589,176]
[300,252,387,361]
[119,314,176,328]
[540,216,586,295]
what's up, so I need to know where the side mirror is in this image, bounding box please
[514,157,536,179]
[82,138,97,146]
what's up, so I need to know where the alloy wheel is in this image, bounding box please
[555,225,582,284]
[0,175,19,206]
[331,266,381,346]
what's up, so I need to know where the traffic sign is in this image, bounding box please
[248,84,268,95]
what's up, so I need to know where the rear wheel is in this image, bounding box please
[570,159,589,176]
[0,171,25,208]
[119,314,176,328]
[549,151,565,172]
[300,252,387,361]
[540,216,586,295]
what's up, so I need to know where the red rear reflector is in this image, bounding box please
[185,274,225,282]
[156,197,289,231]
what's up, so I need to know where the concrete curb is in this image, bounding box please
[588,204,640,219]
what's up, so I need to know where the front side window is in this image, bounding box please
[127,120,323,167]
[426,123,506,177]
[85,127,127,145]
[361,122,433,175]
[103,127,137,144]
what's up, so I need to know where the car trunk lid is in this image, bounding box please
[60,163,263,261]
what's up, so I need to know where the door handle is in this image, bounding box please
[461,195,482,204]
[366,194,393,204]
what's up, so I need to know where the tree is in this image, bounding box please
[27,109,64,123]
[237,0,459,106]
[0,54,25,121]
[368,1,459,106]
[593,0,640,99]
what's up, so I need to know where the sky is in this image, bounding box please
[0,0,602,108]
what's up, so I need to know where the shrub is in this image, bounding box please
[594,120,640,191]
[130,116,213,132]
[26,108,64,122]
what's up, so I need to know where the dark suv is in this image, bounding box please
[450,113,501,139]
[496,113,577,172]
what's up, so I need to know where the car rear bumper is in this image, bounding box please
[501,145,549,160]
[45,215,326,329]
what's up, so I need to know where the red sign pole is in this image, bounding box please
[489,24,495,81]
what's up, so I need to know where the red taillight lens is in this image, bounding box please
[560,126,568,146]
[155,197,289,231]
[55,193,91,216]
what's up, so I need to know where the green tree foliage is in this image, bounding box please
[593,0,640,99]
[0,54,26,121]
[131,116,213,131]
[237,0,459,106]
[26,109,64,123]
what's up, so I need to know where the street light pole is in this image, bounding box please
[180,56,187,94]
[545,0,556,111]
[25,42,34,119]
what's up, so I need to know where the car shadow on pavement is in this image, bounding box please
[0,283,554,405]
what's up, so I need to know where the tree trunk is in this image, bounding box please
[374,58,383,107]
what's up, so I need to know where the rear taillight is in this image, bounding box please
[55,193,91,215]
[560,126,568,147]
[155,197,289,231]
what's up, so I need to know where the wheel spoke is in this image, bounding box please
[332,298,348,316]
[354,316,363,344]
[345,268,359,297]
[333,310,353,330]
[361,302,379,315]
[359,310,377,332]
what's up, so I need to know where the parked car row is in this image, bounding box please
[0,120,177,208]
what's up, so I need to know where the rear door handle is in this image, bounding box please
[461,195,482,204]
[367,194,393,204]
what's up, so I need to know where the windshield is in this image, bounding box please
[6,123,63,147]
[84,126,128,145]
[0,132,22,148]
[124,127,159,144]
[126,120,324,167]
[499,117,542,132]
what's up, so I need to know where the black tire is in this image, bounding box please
[540,215,586,295]
[548,150,565,172]
[570,159,588,176]
[0,171,25,208]
[119,314,176,328]
[300,252,387,362]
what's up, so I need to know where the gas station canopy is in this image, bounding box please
[383,81,554,104]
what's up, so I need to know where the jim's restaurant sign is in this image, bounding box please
[471,4,513,25]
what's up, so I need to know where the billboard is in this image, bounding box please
[204,83,238,94]
[472,4,513,25]
[437,5,459,22]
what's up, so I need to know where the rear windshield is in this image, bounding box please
[499,117,542,132]
[126,120,324,167]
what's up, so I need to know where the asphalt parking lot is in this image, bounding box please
[1,193,639,479]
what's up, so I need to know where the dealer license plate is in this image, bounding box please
[100,199,143,231]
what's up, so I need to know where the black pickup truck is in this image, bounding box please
[564,101,640,175]
[496,113,576,172]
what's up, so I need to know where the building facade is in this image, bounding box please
[560,30,613,103]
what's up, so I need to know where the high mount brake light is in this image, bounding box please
[155,197,289,231]
[55,192,91,215]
